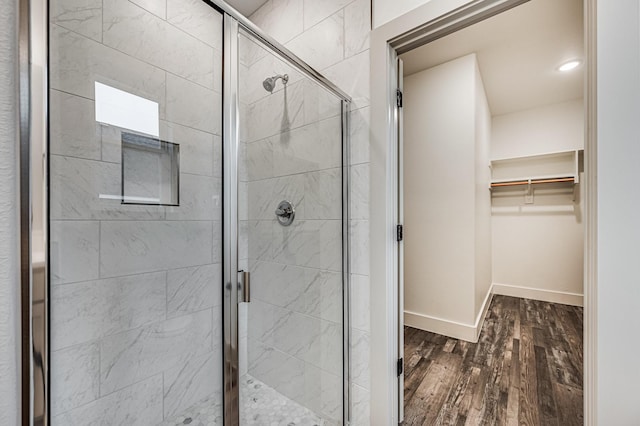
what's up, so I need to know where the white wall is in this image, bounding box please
[491,100,584,303]
[374,0,433,28]
[474,62,493,318]
[596,0,640,423]
[0,2,20,425]
[492,99,584,158]
[403,54,491,338]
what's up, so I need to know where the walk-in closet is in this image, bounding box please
[399,0,584,423]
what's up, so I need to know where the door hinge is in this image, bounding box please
[396,89,403,108]
[396,224,403,242]
[397,358,404,376]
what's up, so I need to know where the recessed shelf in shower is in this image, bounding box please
[121,132,180,206]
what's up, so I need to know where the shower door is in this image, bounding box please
[48,1,224,424]
[234,27,348,425]
[45,0,348,424]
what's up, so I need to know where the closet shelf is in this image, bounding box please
[488,149,582,190]
[490,175,577,188]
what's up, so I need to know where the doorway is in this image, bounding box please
[398,0,584,423]
[371,0,595,423]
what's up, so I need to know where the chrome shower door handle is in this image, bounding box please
[238,270,250,303]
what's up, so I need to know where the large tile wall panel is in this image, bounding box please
[167,264,221,318]
[248,339,306,402]
[99,309,213,394]
[49,221,99,285]
[344,0,371,58]
[305,167,342,220]
[240,48,304,105]
[50,25,166,103]
[287,11,345,71]
[49,90,101,160]
[103,0,214,88]
[49,0,224,422]
[163,351,222,419]
[51,375,164,426]
[271,117,343,176]
[50,272,166,350]
[303,0,354,29]
[350,163,370,220]
[130,0,166,19]
[350,274,370,333]
[50,0,102,41]
[50,342,100,416]
[161,121,219,177]
[350,106,371,165]
[49,155,165,221]
[323,50,371,109]
[166,73,222,135]
[246,80,305,142]
[99,221,213,277]
[306,269,343,324]
[165,174,221,221]
[271,220,343,271]
[241,6,348,420]
[249,0,373,422]
[249,0,303,45]
[167,0,223,49]
[302,79,344,126]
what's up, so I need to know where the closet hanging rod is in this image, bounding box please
[490,177,575,188]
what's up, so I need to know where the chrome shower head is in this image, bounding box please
[262,74,289,93]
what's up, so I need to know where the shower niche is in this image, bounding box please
[121,132,180,206]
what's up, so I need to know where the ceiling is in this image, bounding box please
[400,0,584,116]
[224,0,268,17]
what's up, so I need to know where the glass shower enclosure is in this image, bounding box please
[43,0,350,425]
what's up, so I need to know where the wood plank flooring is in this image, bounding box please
[403,295,583,426]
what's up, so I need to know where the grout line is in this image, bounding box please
[51,263,221,287]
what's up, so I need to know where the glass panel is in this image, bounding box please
[237,29,345,425]
[48,0,223,424]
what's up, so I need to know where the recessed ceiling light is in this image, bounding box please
[558,60,582,72]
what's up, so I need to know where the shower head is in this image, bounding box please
[262,74,289,93]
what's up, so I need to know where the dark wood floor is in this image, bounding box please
[403,295,583,426]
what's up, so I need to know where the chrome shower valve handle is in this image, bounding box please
[275,200,295,226]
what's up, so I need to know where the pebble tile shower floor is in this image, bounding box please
[160,375,325,426]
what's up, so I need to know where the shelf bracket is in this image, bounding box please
[524,179,534,204]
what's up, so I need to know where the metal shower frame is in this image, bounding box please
[19,0,352,424]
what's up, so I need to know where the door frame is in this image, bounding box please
[369,0,597,423]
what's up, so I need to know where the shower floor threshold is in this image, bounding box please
[160,375,325,426]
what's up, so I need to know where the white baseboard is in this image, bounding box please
[492,282,583,307]
[404,288,493,343]
[475,288,493,341]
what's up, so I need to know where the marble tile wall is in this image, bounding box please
[238,33,345,423]
[48,1,224,424]
[244,0,372,423]
[247,1,372,424]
